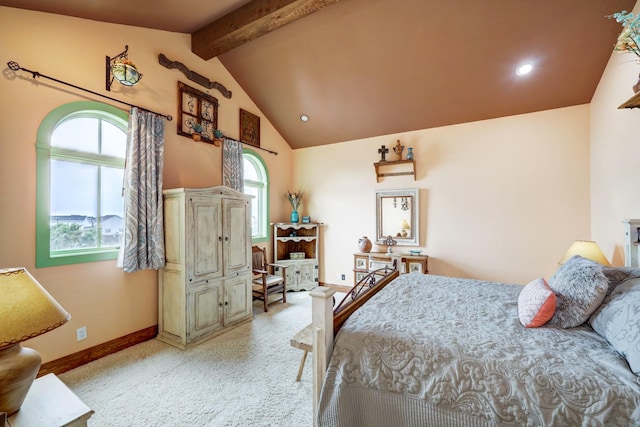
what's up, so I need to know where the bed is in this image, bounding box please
[309,259,640,426]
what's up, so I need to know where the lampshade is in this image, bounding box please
[400,219,410,230]
[111,61,141,86]
[106,45,142,91]
[0,267,70,414]
[0,268,70,346]
[558,240,611,266]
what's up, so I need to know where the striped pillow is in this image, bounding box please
[518,278,557,328]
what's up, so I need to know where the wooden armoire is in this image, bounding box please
[157,186,253,349]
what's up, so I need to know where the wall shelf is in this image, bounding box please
[619,91,640,109]
[374,159,416,182]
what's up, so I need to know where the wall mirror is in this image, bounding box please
[375,188,419,246]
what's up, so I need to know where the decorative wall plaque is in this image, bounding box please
[239,109,260,147]
[159,54,232,99]
[178,81,218,143]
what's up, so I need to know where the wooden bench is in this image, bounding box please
[289,266,399,385]
[290,324,313,381]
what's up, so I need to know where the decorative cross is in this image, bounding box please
[378,145,389,162]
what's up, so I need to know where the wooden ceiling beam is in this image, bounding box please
[191,0,339,60]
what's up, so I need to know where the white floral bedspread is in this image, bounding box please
[318,273,640,427]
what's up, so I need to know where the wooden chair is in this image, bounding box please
[251,246,287,312]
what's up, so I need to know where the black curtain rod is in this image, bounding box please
[8,61,282,155]
[224,136,278,156]
[7,61,173,121]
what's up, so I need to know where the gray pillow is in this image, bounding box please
[589,278,640,375]
[602,266,640,294]
[548,255,608,328]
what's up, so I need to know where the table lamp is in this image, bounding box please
[0,267,70,415]
[399,219,410,237]
[558,240,611,266]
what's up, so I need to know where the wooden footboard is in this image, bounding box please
[310,266,399,426]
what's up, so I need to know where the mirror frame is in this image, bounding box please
[375,188,419,247]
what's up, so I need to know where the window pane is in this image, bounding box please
[243,152,268,240]
[101,166,124,246]
[51,117,99,153]
[244,184,259,236]
[37,102,129,267]
[50,159,98,250]
[102,120,127,157]
[243,158,258,181]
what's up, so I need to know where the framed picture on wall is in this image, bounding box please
[239,109,260,147]
[177,82,218,143]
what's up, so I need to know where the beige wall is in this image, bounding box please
[0,7,292,362]
[295,105,592,285]
[2,4,621,364]
[591,2,640,266]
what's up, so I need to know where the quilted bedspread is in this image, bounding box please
[318,273,640,427]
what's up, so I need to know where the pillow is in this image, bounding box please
[601,266,640,295]
[547,255,608,328]
[517,278,556,328]
[589,278,640,375]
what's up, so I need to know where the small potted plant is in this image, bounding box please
[213,129,224,147]
[610,11,640,92]
[191,122,203,141]
[286,190,303,223]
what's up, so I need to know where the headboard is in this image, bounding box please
[623,219,640,267]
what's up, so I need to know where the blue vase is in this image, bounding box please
[406,147,414,160]
[291,210,299,223]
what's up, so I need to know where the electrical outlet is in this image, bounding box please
[76,326,87,341]
[341,274,346,281]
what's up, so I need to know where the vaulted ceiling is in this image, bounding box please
[1,0,634,149]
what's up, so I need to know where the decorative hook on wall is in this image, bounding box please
[106,45,142,91]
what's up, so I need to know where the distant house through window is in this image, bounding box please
[243,149,269,242]
[36,101,128,267]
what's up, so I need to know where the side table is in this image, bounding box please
[353,252,428,285]
[7,373,94,427]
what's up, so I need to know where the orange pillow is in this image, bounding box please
[518,278,557,328]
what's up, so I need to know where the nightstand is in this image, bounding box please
[6,374,94,427]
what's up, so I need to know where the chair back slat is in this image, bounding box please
[252,247,264,270]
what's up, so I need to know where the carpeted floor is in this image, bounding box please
[59,291,320,427]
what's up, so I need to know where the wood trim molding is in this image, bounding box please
[38,325,157,377]
[191,0,340,60]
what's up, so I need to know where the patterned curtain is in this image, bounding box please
[223,138,244,191]
[117,108,166,273]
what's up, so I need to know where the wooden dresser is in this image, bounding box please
[353,252,428,285]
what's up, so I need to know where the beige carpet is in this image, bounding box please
[59,291,319,427]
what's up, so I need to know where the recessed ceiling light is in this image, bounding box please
[516,63,533,76]
[300,114,309,122]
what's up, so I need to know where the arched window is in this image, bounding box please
[243,149,269,242]
[36,101,128,267]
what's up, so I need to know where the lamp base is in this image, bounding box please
[0,344,41,415]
